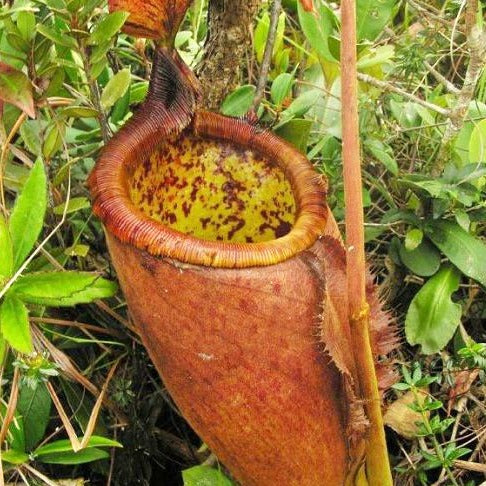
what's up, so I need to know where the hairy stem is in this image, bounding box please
[341,1,393,484]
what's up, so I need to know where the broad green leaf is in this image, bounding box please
[35,436,122,457]
[53,197,90,215]
[399,239,441,277]
[254,12,270,63]
[1,449,29,465]
[357,45,395,69]
[0,62,34,118]
[101,68,131,110]
[297,2,336,63]
[36,24,77,49]
[9,158,47,270]
[405,266,462,354]
[17,11,36,42]
[88,11,130,45]
[357,0,396,42]
[405,228,423,251]
[271,73,294,106]
[12,271,117,306]
[182,465,233,486]
[37,447,110,465]
[275,119,313,152]
[0,213,13,282]
[425,220,486,286]
[469,119,486,163]
[0,293,32,354]
[17,382,51,451]
[130,81,149,105]
[221,85,256,117]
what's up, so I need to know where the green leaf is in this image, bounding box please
[425,220,486,286]
[53,197,90,215]
[42,123,64,159]
[275,118,313,152]
[17,11,36,42]
[278,88,321,125]
[0,293,32,354]
[88,11,130,45]
[1,449,29,465]
[399,239,441,277]
[405,266,462,354]
[182,465,233,486]
[0,213,13,282]
[0,62,34,118]
[36,24,77,49]
[12,271,117,306]
[469,118,486,163]
[17,382,51,451]
[19,120,42,156]
[37,447,110,465]
[357,0,397,42]
[101,68,131,110]
[271,73,294,106]
[365,138,398,175]
[35,436,122,457]
[297,2,336,63]
[405,228,423,251]
[221,85,256,117]
[60,106,99,118]
[9,158,47,270]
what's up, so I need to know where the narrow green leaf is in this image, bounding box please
[405,266,462,354]
[221,85,256,117]
[17,382,51,451]
[101,68,131,110]
[425,220,486,286]
[36,24,77,49]
[0,62,35,118]
[357,0,397,42]
[365,138,398,175]
[35,436,122,457]
[271,73,294,106]
[9,158,47,270]
[37,447,110,465]
[182,465,233,486]
[17,11,36,42]
[88,11,130,45]
[0,213,13,282]
[53,197,90,215]
[1,449,29,465]
[60,106,99,118]
[12,271,117,306]
[0,293,32,354]
[19,120,42,156]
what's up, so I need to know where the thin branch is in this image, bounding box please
[424,61,461,94]
[432,0,486,176]
[252,0,282,110]
[357,72,450,116]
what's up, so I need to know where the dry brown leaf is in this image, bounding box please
[384,389,428,439]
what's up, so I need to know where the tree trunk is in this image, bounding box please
[196,0,262,110]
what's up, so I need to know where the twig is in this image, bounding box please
[252,0,282,110]
[341,1,394,484]
[357,72,450,116]
[424,61,461,94]
[432,0,486,176]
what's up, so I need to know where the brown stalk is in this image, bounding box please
[340,1,393,484]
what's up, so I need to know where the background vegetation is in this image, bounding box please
[0,0,485,484]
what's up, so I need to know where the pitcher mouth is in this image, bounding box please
[89,110,328,268]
